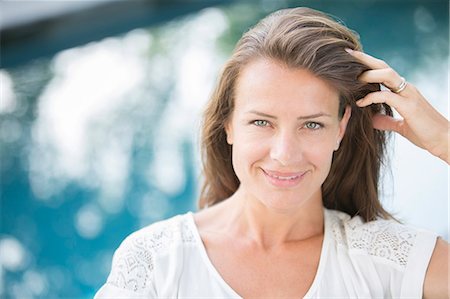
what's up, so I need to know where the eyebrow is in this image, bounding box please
[246,110,332,120]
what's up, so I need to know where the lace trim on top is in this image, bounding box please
[105,210,419,294]
[106,214,195,292]
[329,210,417,267]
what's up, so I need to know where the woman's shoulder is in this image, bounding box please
[325,208,437,268]
[98,213,196,296]
[120,212,196,253]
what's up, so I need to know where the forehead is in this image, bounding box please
[235,58,340,114]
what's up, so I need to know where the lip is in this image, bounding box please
[261,168,307,188]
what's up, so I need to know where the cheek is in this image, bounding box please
[301,134,337,167]
[231,140,265,167]
[230,133,271,184]
[304,145,334,165]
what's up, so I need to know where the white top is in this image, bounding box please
[95,208,437,298]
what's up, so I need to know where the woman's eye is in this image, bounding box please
[252,120,270,127]
[305,122,322,130]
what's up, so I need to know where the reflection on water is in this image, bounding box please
[1,2,448,298]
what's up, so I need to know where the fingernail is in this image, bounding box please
[345,48,354,54]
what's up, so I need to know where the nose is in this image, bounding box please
[269,129,302,166]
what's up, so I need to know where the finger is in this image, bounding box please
[372,114,403,133]
[358,69,404,91]
[346,49,389,70]
[356,90,406,111]
[372,114,425,150]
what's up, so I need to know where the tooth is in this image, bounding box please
[271,174,298,180]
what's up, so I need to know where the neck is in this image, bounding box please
[226,187,324,249]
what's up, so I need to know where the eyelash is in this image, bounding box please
[304,122,323,130]
[250,120,324,130]
[251,120,270,127]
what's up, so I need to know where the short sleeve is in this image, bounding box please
[94,233,158,299]
[344,216,439,297]
[329,210,440,298]
[400,229,438,297]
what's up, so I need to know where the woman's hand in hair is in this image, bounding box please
[346,49,450,165]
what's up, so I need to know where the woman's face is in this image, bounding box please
[225,58,351,212]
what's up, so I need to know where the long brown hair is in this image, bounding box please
[199,7,393,222]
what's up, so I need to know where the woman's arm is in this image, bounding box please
[346,49,450,165]
[347,49,449,297]
[423,238,449,299]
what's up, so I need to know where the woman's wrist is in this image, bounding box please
[433,125,450,164]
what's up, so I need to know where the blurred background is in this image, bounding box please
[0,0,448,298]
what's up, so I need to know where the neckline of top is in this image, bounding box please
[185,208,333,298]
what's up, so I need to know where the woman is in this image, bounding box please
[95,7,449,298]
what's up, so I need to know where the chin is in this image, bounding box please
[258,193,311,214]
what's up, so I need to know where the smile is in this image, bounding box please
[262,169,307,187]
[268,173,300,180]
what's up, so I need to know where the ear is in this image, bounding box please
[336,105,351,149]
[224,120,233,145]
